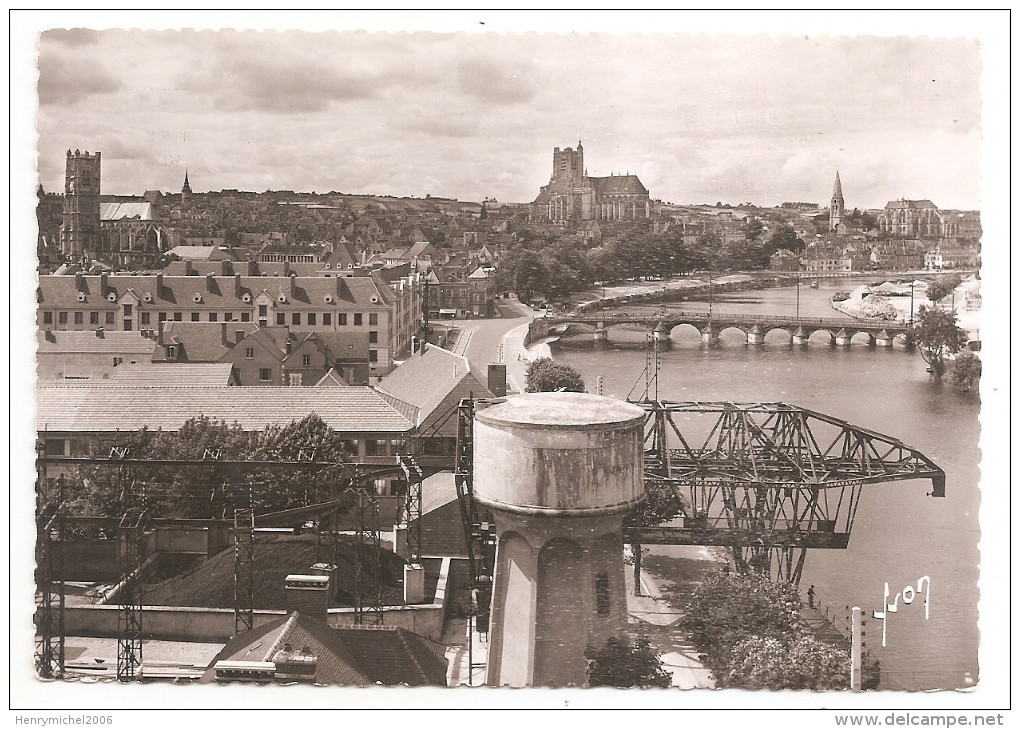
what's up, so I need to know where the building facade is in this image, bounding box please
[531,143,650,222]
[36,272,420,374]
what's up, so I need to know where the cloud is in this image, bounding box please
[455,56,538,104]
[37,51,120,105]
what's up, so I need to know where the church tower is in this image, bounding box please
[60,149,101,258]
[830,171,845,233]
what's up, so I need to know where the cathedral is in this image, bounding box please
[531,142,651,222]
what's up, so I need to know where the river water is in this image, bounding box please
[551,277,980,691]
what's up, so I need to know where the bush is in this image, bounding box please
[948,349,981,392]
[586,636,672,688]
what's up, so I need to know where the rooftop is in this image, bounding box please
[36,384,417,434]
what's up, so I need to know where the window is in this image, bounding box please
[107,312,116,325]
[159,312,167,322]
[43,311,53,325]
[307,313,316,326]
[224,312,233,321]
[369,331,378,344]
[90,312,99,325]
[276,313,285,325]
[74,311,83,325]
[241,312,251,322]
[369,313,378,325]
[354,313,363,326]
[595,572,610,616]
[191,312,200,322]
[123,319,132,331]
[259,368,272,381]
[58,311,67,324]
[302,354,311,367]
[141,312,151,325]
[338,313,347,326]
[123,304,133,316]
[288,373,302,386]
[323,313,332,326]
[258,305,268,317]
[245,348,254,359]
[45,439,65,457]
[292,313,301,325]
[209,313,218,322]
[113,357,123,367]
[369,349,378,363]
[167,346,176,359]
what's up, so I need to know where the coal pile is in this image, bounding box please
[143,533,406,609]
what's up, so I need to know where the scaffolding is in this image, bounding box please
[35,503,65,679]
[351,479,384,626]
[398,454,423,564]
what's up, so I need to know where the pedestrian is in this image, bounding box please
[807,585,816,609]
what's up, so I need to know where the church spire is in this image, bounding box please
[182,169,192,195]
[830,170,845,233]
[832,170,843,200]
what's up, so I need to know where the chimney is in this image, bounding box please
[234,273,242,298]
[289,271,296,299]
[156,273,164,297]
[74,272,84,291]
[206,273,215,292]
[221,322,228,346]
[184,260,193,276]
[100,272,109,295]
[283,260,290,277]
[95,327,105,339]
[284,574,330,621]
[235,329,246,345]
[487,363,507,397]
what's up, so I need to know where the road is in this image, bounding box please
[436,298,538,394]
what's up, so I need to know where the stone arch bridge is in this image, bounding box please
[535,310,913,348]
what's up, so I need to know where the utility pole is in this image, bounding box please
[851,605,863,692]
[796,277,801,319]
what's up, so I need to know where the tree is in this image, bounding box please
[924,273,962,304]
[725,634,852,690]
[586,636,672,688]
[767,223,804,255]
[913,305,969,378]
[673,572,802,678]
[524,357,586,393]
[948,349,982,393]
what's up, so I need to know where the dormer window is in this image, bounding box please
[167,345,177,359]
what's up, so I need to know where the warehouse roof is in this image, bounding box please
[36,385,416,434]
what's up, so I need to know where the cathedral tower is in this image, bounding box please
[60,149,102,258]
[830,171,845,233]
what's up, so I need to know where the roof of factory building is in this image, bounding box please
[35,384,417,434]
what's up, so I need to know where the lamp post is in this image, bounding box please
[909,282,915,325]
[796,277,802,319]
[708,269,713,319]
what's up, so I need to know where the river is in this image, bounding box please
[550,277,980,691]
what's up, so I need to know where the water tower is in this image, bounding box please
[473,392,645,687]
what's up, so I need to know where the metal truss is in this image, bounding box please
[116,510,149,682]
[35,504,65,679]
[398,454,424,564]
[626,401,945,585]
[351,481,384,626]
[233,506,255,635]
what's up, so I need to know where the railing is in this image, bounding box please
[551,311,910,331]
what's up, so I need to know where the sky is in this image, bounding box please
[26,12,990,210]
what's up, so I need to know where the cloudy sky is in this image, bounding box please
[29,13,989,210]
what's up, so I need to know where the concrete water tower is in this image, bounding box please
[473,392,646,687]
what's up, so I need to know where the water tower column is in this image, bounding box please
[473,392,646,687]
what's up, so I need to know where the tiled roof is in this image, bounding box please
[203,613,371,686]
[337,626,448,686]
[100,202,154,221]
[884,199,937,210]
[36,385,416,434]
[36,330,156,355]
[37,274,393,311]
[109,363,236,386]
[156,322,256,362]
[591,174,648,195]
[166,245,225,261]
